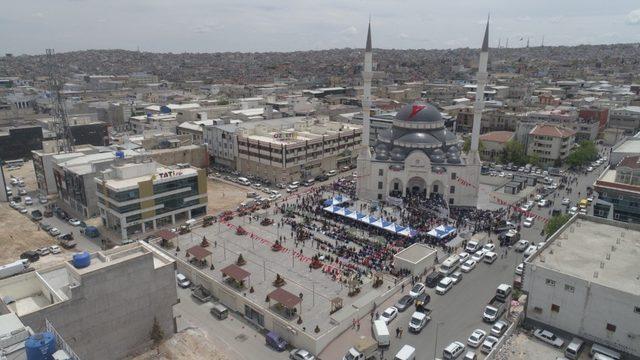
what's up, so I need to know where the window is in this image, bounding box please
[450,186,455,194]
[545,279,556,287]
[533,307,543,314]
[564,284,575,293]
[449,198,454,205]
[378,169,384,176]
[606,323,616,332]
[634,306,640,314]
[377,194,382,200]
[451,172,457,180]
[378,182,383,189]
[551,304,560,313]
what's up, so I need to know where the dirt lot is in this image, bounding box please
[206,179,247,214]
[3,160,38,190]
[130,328,228,360]
[0,203,69,267]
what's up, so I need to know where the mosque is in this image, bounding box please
[356,20,490,208]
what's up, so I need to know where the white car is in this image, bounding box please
[409,283,426,298]
[515,263,524,275]
[482,243,495,252]
[491,320,508,337]
[379,307,398,325]
[465,241,481,253]
[481,336,499,354]
[586,166,594,172]
[460,259,477,272]
[9,201,18,209]
[19,207,28,214]
[524,245,538,257]
[458,252,470,264]
[523,217,534,228]
[289,348,315,360]
[471,249,486,262]
[533,329,564,347]
[568,206,578,215]
[69,218,82,226]
[561,197,570,206]
[537,199,549,207]
[49,227,61,236]
[24,196,33,205]
[49,245,62,254]
[587,196,594,203]
[534,194,543,201]
[463,351,477,360]
[467,329,487,348]
[450,271,463,285]
[436,277,454,295]
[579,208,587,215]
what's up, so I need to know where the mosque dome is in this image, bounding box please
[395,103,442,123]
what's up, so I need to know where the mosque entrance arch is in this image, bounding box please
[389,178,404,197]
[406,176,427,196]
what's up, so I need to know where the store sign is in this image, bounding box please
[158,171,183,179]
[273,132,296,140]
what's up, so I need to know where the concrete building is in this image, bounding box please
[610,132,640,165]
[203,119,244,169]
[523,215,640,358]
[0,242,177,360]
[526,124,576,165]
[129,113,178,134]
[479,131,514,162]
[235,116,362,183]
[609,106,640,135]
[96,161,208,239]
[0,126,43,160]
[593,155,640,223]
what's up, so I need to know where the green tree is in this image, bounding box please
[566,141,598,168]
[544,214,572,238]
[462,137,484,154]
[501,140,528,165]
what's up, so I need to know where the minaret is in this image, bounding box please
[361,21,373,158]
[470,16,489,164]
[357,20,373,200]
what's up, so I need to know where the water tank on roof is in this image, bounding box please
[72,251,91,269]
[115,150,125,159]
[25,332,56,360]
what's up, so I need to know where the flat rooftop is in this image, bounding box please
[394,243,437,264]
[613,139,640,154]
[532,215,640,295]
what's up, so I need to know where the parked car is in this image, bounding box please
[266,331,288,352]
[40,223,52,231]
[481,336,499,354]
[36,247,50,256]
[450,271,463,285]
[443,341,465,360]
[491,320,508,337]
[49,245,62,254]
[48,227,61,236]
[176,273,191,288]
[460,259,477,272]
[467,329,487,348]
[524,245,538,257]
[515,263,524,275]
[24,196,33,205]
[515,240,530,252]
[465,241,481,253]
[69,218,82,226]
[482,243,495,252]
[471,249,486,262]
[289,349,315,360]
[463,351,477,360]
[561,197,571,206]
[409,283,426,298]
[379,307,398,325]
[395,295,414,312]
[20,250,39,262]
[533,329,564,347]
[18,188,27,196]
[523,217,534,227]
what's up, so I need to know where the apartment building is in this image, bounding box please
[526,124,575,165]
[609,106,640,135]
[96,161,208,239]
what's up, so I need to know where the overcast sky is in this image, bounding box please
[1,0,639,55]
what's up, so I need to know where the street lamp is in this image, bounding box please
[433,321,444,360]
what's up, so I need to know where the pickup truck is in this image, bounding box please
[343,336,378,360]
[408,308,432,333]
[191,285,213,302]
[483,295,506,323]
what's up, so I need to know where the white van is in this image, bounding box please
[176,273,191,288]
[372,320,390,346]
[436,277,454,295]
[564,337,584,359]
[439,255,460,276]
[237,177,251,186]
[484,251,498,264]
[590,344,621,360]
[394,345,416,360]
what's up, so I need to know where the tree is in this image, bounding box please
[544,214,572,238]
[462,137,485,154]
[150,317,164,354]
[501,140,528,165]
[566,141,598,168]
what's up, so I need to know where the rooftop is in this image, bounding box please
[100,163,199,191]
[531,216,640,295]
[394,243,437,264]
[529,124,576,138]
[613,138,640,154]
[595,168,640,195]
[480,131,515,143]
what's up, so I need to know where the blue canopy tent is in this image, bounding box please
[322,195,351,207]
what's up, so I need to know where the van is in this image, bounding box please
[303,179,315,187]
[435,277,453,295]
[176,273,191,288]
[210,303,229,320]
[439,255,460,276]
[484,251,498,264]
[372,320,390,346]
[265,331,288,352]
[564,337,584,359]
[394,345,416,360]
[590,344,621,360]
[237,177,251,186]
[443,341,465,360]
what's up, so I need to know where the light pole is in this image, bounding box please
[433,321,444,360]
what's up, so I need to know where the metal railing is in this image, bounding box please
[45,318,81,360]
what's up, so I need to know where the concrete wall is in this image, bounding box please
[150,145,208,169]
[20,255,177,360]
